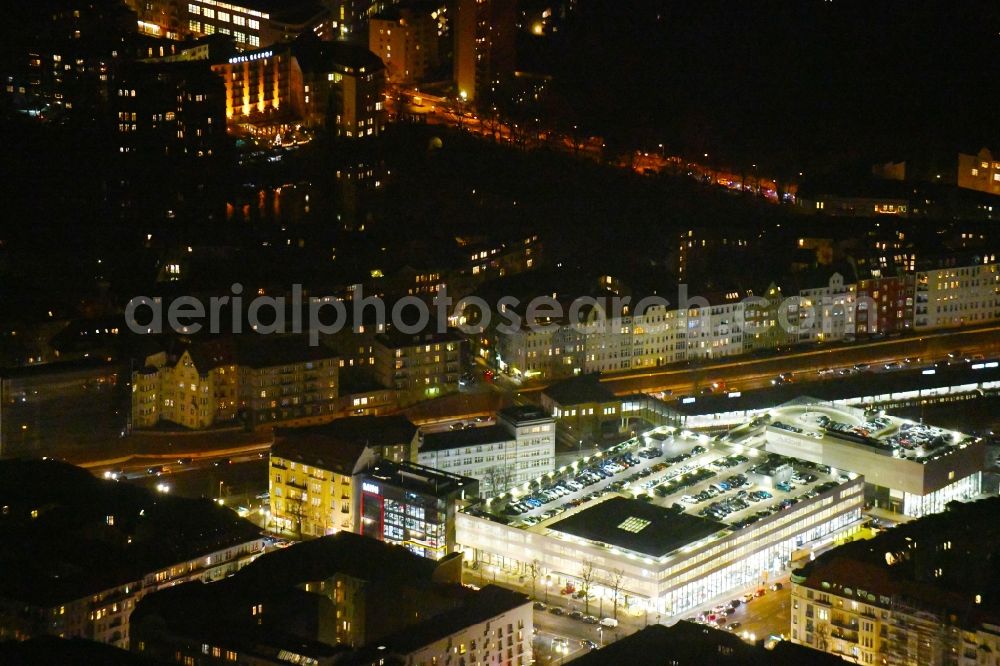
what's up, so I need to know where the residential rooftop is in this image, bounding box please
[568,622,844,665]
[0,460,261,607]
[791,496,1000,625]
[498,404,553,424]
[272,415,417,471]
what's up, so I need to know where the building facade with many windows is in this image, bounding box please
[358,460,478,560]
[417,406,555,497]
[790,497,1000,665]
[268,415,418,537]
[914,261,1000,330]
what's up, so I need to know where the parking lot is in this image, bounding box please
[490,428,847,535]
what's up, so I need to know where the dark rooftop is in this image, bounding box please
[0,460,262,607]
[548,496,726,558]
[791,496,1000,626]
[233,335,337,369]
[419,424,512,453]
[0,636,148,665]
[673,361,1000,417]
[567,622,844,665]
[131,534,527,662]
[292,34,385,74]
[273,415,417,472]
[374,327,465,350]
[498,404,552,424]
[542,373,617,407]
[363,460,479,498]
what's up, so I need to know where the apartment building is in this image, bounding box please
[957,147,1000,196]
[269,415,418,537]
[130,533,534,665]
[417,406,555,496]
[855,274,915,337]
[373,329,464,398]
[131,347,239,430]
[797,272,857,343]
[914,261,1000,330]
[0,460,265,650]
[369,4,440,84]
[453,0,516,101]
[237,337,340,426]
[686,292,745,360]
[790,497,1000,665]
[114,59,227,159]
[131,337,338,430]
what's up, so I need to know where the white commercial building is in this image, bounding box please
[417,406,555,496]
[759,401,985,517]
[456,427,865,618]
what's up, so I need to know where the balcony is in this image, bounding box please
[287,479,307,490]
[830,628,858,644]
[831,617,859,632]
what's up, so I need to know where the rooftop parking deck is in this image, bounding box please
[468,425,857,557]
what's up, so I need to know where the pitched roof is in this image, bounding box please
[273,415,418,471]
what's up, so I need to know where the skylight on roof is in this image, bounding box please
[617,517,651,533]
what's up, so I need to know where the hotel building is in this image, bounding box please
[209,36,386,137]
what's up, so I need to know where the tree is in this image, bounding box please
[485,465,514,497]
[609,569,625,619]
[579,561,595,614]
[528,559,541,599]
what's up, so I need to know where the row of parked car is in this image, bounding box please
[535,604,619,628]
[506,450,663,516]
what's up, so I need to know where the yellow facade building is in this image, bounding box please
[268,415,417,537]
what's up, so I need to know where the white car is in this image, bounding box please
[681,495,697,504]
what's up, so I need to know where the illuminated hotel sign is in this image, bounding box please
[362,481,380,495]
[228,50,273,64]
